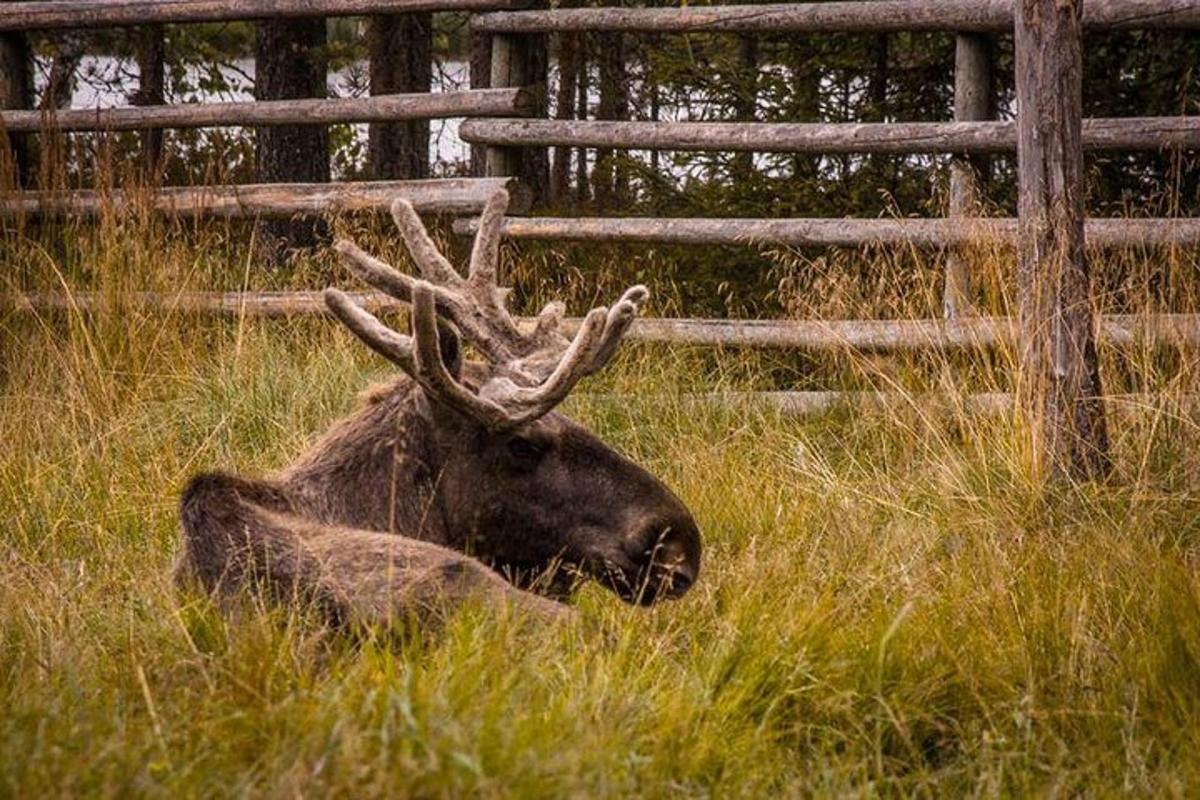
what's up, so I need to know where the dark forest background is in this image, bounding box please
[2,5,1197,315]
[7,11,1197,215]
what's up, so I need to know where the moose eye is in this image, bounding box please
[506,436,547,463]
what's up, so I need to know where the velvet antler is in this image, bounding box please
[325,190,647,429]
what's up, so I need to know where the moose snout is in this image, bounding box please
[622,510,702,604]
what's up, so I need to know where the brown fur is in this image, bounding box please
[177,372,700,627]
[178,189,700,627]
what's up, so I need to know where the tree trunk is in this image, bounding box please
[469,31,492,177]
[0,11,33,188]
[549,31,578,204]
[593,31,627,208]
[39,33,84,111]
[254,17,330,258]
[574,32,590,204]
[132,24,165,180]
[790,38,820,186]
[520,32,550,202]
[868,34,888,120]
[732,34,759,180]
[865,33,889,185]
[368,13,431,180]
[646,36,660,177]
[1015,0,1109,480]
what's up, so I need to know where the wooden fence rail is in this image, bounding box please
[0,178,530,218]
[0,89,532,133]
[10,292,1200,350]
[459,117,1200,155]
[452,216,1200,249]
[0,0,521,32]
[472,0,1200,34]
[2,0,1197,476]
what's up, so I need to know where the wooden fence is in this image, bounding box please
[0,0,524,217]
[1,0,1198,475]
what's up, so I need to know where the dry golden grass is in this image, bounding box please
[3,195,1200,797]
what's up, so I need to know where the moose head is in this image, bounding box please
[322,190,701,605]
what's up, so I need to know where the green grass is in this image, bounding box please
[4,215,1200,797]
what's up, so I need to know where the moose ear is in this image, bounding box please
[435,318,463,378]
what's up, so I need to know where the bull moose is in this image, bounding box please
[176,190,701,626]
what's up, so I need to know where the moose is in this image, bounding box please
[176,189,701,626]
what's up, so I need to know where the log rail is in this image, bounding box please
[0,0,523,32]
[0,88,532,133]
[471,0,1200,33]
[9,292,1200,350]
[0,178,531,218]
[459,117,1200,155]
[452,216,1200,249]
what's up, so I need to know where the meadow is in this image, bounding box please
[3,204,1200,797]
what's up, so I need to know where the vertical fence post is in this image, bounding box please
[486,27,547,204]
[943,33,992,318]
[486,35,527,181]
[1015,0,1110,480]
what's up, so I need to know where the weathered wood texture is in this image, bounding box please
[451,216,1200,249]
[0,178,532,217]
[459,117,1200,154]
[473,0,1200,33]
[606,390,1196,416]
[944,33,992,318]
[0,89,530,133]
[1015,0,1109,479]
[669,391,1014,416]
[9,293,1200,350]
[486,31,549,202]
[0,0,522,32]
[486,36,527,179]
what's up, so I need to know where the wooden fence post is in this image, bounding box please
[943,33,991,318]
[1015,0,1110,479]
[486,34,526,180]
[486,28,547,203]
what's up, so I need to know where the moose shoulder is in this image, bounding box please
[176,189,701,627]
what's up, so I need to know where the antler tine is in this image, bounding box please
[324,289,416,373]
[482,307,609,425]
[410,282,512,428]
[584,285,648,375]
[532,300,566,339]
[390,198,463,286]
[328,191,649,429]
[467,189,509,287]
[333,239,418,303]
[335,236,522,365]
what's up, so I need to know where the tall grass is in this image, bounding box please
[3,189,1200,796]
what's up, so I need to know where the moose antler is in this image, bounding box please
[325,190,647,429]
